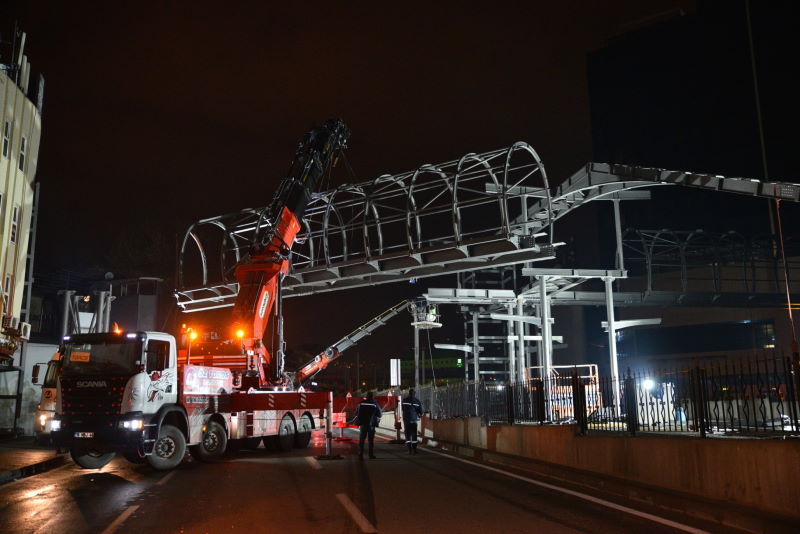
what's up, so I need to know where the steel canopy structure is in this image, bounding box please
[176,142,556,312]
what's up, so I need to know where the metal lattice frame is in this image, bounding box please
[176,143,554,312]
[622,229,800,296]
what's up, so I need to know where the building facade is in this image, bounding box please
[0,56,41,361]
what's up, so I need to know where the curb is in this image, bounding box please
[0,454,68,486]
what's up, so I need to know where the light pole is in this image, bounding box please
[186,328,197,365]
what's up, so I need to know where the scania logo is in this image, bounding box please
[76,380,108,388]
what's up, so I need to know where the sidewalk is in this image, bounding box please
[0,437,67,485]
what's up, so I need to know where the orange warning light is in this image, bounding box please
[235,329,245,339]
[189,330,198,341]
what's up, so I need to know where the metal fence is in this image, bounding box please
[417,357,800,438]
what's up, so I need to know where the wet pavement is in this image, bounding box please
[0,437,66,485]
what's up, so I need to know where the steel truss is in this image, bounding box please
[176,143,555,312]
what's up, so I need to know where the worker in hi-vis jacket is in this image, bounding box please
[402,389,424,454]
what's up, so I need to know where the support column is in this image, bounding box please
[472,312,480,382]
[539,277,553,379]
[613,199,625,271]
[604,276,621,417]
[414,326,420,389]
[94,292,104,334]
[103,291,112,332]
[539,277,553,421]
[535,303,543,371]
[516,298,526,382]
[506,304,515,382]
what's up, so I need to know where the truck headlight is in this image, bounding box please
[123,419,144,430]
[50,419,61,431]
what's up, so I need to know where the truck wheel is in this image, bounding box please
[147,424,186,471]
[276,414,296,452]
[190,421,227,462]
[294,414,313,448]
[70,445,115,469]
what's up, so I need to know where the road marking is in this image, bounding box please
[305,456,322,470]
[335,493,378,533]
[155,470,177,486]
[99,504,139,534]
[424,448,710,534]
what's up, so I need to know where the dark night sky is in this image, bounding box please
[5,0,696,270]
[13,0,796,373]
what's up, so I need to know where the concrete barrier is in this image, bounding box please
[421,416,800,520]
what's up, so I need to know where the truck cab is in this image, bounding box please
[32,351,61,444]
[51,331,188,470]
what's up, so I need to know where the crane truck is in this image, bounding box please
[50,119,415,470]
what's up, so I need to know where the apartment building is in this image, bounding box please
[0,47,41,363]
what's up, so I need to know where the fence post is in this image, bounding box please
[532,379,545,424]
[506,382,516,425]
[623,372,638,435]
[793,344,800,432]
[572,369,587,435]
[690,366,708,438]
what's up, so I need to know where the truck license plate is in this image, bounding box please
[74,432,94,438]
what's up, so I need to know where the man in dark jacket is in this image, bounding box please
[355,391,382,459]
[402,389,424,454]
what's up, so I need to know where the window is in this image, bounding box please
[145,340,170,373]
[19,136,26,172]
[1,121,9,158]
[2,274,11,316]
[10,205,19,244]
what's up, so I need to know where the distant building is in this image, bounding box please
[585,2,798,370]
[0,33,42,364]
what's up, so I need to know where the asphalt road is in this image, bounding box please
[0,430,732,534]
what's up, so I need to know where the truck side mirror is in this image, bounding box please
[31,363,43,385]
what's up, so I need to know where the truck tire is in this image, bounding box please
[276,414,296,452]
[147,424,186,471]
[70,445,115,469]
[294,414,313,448]
[189,421,227,462]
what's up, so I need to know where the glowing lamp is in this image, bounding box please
[235,329,245,339]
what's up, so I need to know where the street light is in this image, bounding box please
[186,328,198,365]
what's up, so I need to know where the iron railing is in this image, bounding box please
[418,356,800,438]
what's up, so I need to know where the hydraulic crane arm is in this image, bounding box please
[233,119,350,385]
[294,300,412,386]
